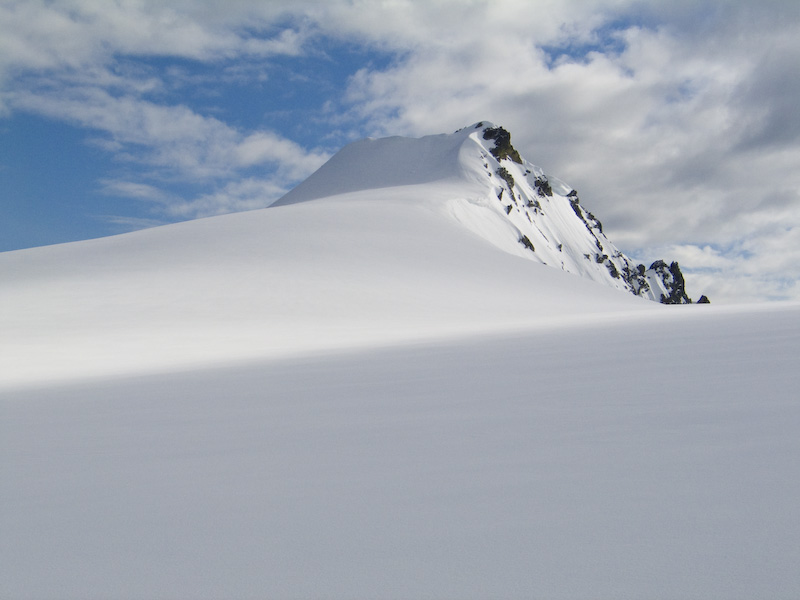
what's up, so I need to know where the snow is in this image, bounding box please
[0,184,655,390]
[3,304,799,599]
[2,123,800,598]
[277,122,687,302]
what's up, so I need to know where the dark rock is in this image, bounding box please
[649,260,691,304]
[606,261,620,279]
[496,167,515,189]
[534,177,553,197]
[519,235,535,252]
[621,264,650,296]
[483,126,523,164]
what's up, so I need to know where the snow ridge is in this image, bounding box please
[278,122,696,303]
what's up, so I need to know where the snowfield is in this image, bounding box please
[2,125,800,598]
[0,184,656,390]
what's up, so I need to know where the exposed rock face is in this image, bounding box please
[648,260,691,304]
[482,125,523,164]
[464,123,702,304]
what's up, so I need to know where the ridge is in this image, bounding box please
[274,121,702,304]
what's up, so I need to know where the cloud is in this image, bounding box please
[99,215,168,232]
[169,178,292,219]
[99,179,172,203]
[10,87,235,178]
[98,175,298,223]
[10,84,328,190]
[0,0,305,75]
[639,221,800,303]
[0,1,330,219]
[235,132,331,179]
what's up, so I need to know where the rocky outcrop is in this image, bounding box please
[482,125,523,164]
[648,260,692,304]
[465,122,703,304]
[282,120,705,304]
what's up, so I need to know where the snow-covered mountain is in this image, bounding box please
[0,154,659,389]
[277,122,696,303]
[0,121,704,389]
[2,121,799,600]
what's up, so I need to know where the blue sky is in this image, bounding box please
[1,21,383,247]
[2,0,799,303]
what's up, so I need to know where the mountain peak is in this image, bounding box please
[275,122,703,303]
[477,123,523,164]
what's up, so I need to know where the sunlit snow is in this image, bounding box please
[2,125,799,599]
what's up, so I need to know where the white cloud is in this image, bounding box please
[234,132,331,179]
[99,179,171,203]
[98,175,298,223]
[0,0,304,75]
[10,85,328,188]
[169,178,292,219]
[639,222,800,303]
[100,215,167,232]
[0,1,329,219]
[10,87,235,177]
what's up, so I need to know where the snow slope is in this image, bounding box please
[2,124,799,598]
[0,183,656,390]
[278,122,693,303]
[3,304,799,599]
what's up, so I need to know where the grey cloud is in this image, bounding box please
[732,46,800,151]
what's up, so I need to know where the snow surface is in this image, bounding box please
[277,122,680,302]
[2,124,800,598]
[0,183,655,390]
[3,304,800,599]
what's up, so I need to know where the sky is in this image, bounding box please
[1,0,799,303]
